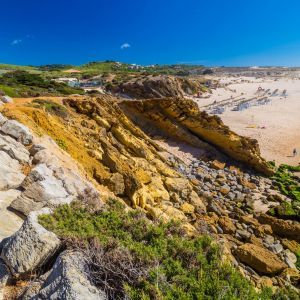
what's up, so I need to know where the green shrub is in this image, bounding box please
[0,71,84,97]
[31,99,69,118]
[38,200,296,300]
[55,138,68,150]
[271,164,300,220]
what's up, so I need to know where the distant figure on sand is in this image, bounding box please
[293,148,297,157]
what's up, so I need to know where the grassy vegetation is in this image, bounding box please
[39,200,297,300]
[270,164,300,220]
[296,252,300,270]
[0,71,84,97]
[55,138,68,151]
[0,84,19,97]
[0,63,38,72]
[30,99,69,118]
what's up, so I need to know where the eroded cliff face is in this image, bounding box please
[121,98,273,175]
[1,95,272,216]
[106,75,207,99]
[1,96,206,224]
[1,96,299,295]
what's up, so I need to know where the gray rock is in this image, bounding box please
[0,133,30,163]
[0,151,25,190]
[236,229,251,240]
[236,185,243,192]
[10,164,70,216]
[283,249,297,264]
[227,192,235,201]
[269,243,283,254]
[1,120,33,145]
[0,96,13,104]
[216,225,223,234]
[0,114,7,126]
[264,235,275,245]
[284,258,297,269]
[0,259,10,288]
[243,187,251,194]
[33,142,98,198]
[0,189,23,241]
[234,191,244,201]
[34,251,106,300]
[207,201,224,216]
[1,208,60,275]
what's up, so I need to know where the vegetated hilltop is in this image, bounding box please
[0,70,84,97]
[0,61,215,100]
[1,93,299,298]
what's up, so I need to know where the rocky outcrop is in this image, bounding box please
[1,119,33,145]
[0,208,60,275]
[32,251,106,300]
[258,214,300,242]
[0,133,30,163]
[10,164,71,216]
[0,190,23,241]
[106,75,202,99]
[0,151,25,190]
[1,96,298,293]
[235,243,287,275]
[0,260,10,297]
[63,97,205,217]
[121,98,273,175]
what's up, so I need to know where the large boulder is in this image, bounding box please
[235,243,287,275]
[0,120,33,145]
[0,208,60,275]
[218,216,236,234]
[258,214,300,242]
[0,133,30,163]
[164,177,205,211]
[33,251,106,300]
[0,151,25,190]
[10,164,71,216]
[0,189,23,241]
[32,136,98,198]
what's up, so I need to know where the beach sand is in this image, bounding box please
[196,77,300,166]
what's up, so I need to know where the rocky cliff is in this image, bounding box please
[106,75,207,99]
[0,95,299,298]
[121,97,273,175]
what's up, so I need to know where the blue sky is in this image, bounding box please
[1,0,300,66]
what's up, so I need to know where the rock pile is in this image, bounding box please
[171,157,300,290]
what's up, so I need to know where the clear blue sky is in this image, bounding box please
[1,0,300,66]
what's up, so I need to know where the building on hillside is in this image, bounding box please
[128,64,142,70]
[55,77,80,87]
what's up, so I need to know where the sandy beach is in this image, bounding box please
[196,77,300,166]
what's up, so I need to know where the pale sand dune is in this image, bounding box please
[197,77,300,166]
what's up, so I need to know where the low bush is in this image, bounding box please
[0,71,84,97]
[271,164,300,220]
[38,200,297,300]
[30,99,69,118]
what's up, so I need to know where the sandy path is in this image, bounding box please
[196,77,300,166]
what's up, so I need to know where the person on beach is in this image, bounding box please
[293,148,297,157]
